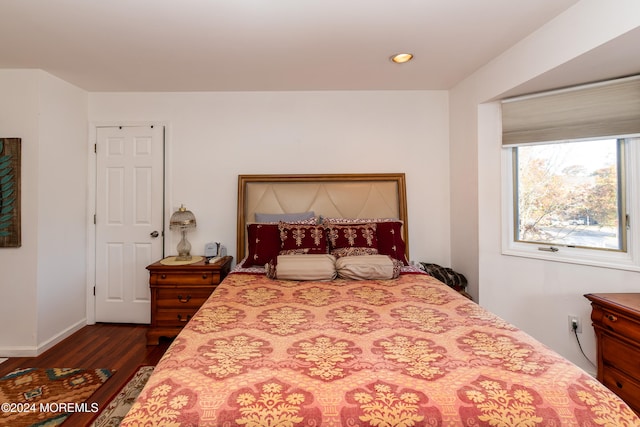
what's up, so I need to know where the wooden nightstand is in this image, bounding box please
[585,293,640,415]
[146,256,233,345]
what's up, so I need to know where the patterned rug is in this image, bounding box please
[0,367,114,427]
[90,366,153,427]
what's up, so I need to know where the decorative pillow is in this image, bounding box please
[325,223,378,257]
[375,221,409,265]
[331,247,379,258]
[266,254,337,281]
[255,211,315,223]
[335,255,401,280]
[246,223,281,266]
[245,217,318,266]
[322,218,408,265]
[279,223,328,255]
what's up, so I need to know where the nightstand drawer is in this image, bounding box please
[603,367,640,413]
[150,271,217,286]
[593,305,640,344]
[602,334,640,378]
[155,308,200,327]
[156,288,212,309]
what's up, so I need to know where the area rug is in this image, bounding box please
[90,366,153,427]
[0,367,114,427]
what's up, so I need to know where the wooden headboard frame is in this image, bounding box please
[236,173,409,262]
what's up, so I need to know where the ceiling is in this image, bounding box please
[0,0,595,92]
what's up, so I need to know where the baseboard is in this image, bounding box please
[0,318,87,357]
[37,318,87,356]
[0,346,38,357]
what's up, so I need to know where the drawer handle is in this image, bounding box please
[616,381,623,389]
[177,314,192,322]
[161,274,166,279]
[177,294,191,303]
[202,274,208,279]
[607,314,618,322]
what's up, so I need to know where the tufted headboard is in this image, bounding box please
[236,173,408,262]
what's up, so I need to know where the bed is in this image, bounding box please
[121,173,639,426]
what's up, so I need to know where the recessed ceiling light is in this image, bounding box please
[391,53,414,64]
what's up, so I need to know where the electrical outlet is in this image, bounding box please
[568,315,582,333]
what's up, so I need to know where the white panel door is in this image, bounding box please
[95,125,164,323]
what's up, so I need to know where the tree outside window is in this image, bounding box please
[514,139,623,251]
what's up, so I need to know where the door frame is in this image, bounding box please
[86,121,172,324]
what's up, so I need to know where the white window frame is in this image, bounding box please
[502,137,640,272]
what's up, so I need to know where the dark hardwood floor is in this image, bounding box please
[0,323,171,426]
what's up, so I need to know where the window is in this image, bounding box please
[502,137,639,270]
[500,75,640,271]
[513,138,625,251]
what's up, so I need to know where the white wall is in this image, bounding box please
[0,70,41,354]
[450,0,640,372]
[88,91,451,267]
[36,72,89,349]
[0,70,88,356]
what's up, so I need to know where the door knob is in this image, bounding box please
[150,230,159,238]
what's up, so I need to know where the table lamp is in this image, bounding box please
[169,204,197,261]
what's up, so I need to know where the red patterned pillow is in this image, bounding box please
[323,218,408,265]
[325,223,378,256]
[330,247,379,258]
[245,223,281,266]
[279,223,328,254]
[245,217,317,266]
[375,221,409,265]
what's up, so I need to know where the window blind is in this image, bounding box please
[501,75,640,146]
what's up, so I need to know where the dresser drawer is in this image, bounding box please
[592,305,640,344]
[601,334,640,379]
[602,367,640,413]
[156,288,212,309]
[150,271,218,286]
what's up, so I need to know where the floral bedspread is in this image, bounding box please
[121,273,639,426]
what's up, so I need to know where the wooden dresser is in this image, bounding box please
[146,256,233,344]
[585,293,640,414]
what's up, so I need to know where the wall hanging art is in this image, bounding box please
[0,138,21,247]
